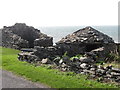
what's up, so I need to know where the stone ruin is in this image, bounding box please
[1,23,53,49]
[1,24,119,84]
[1,24,118,63]
[18,26,120,84]
[56,26,117,57]
[28,26,118,62]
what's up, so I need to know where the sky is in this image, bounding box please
[0,0,119,28]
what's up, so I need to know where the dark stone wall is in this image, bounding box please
[34,34,53,47]
[55,43,86,56]
[9,23,41,47]
[1,28,29,49]
[34,46,60,59]
[116,43,120,56]
[1,23,53,49]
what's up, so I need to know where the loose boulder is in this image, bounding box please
[41,58,52,64]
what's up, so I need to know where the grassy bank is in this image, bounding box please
[1,47,118,88]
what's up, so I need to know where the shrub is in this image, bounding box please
[106,53,120,62]
[70,54,82,60]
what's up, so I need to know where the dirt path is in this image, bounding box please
[1,69,49,88]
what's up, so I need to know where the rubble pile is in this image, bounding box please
[53,56,120,83]
[18,50,120,83]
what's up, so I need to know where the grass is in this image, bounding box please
[102,62,120,69]
[0,47,118,88]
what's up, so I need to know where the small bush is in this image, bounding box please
[62,51,68,57]
[96,61,105,65]
[70,54,82,60]
[106,53,120,62]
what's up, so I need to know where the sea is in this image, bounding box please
[38,26,118,44]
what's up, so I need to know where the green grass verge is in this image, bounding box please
[0,47,118,88]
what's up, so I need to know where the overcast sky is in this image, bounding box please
[0,0,119,28]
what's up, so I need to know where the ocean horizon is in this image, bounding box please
[38,26,118,44]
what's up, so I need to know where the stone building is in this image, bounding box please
[56,26,117,60]
[1,23,53,49]
[18,26,118,62]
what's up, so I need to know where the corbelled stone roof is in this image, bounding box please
[56,26,114,44]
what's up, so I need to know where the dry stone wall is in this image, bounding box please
[1,23,53,49]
